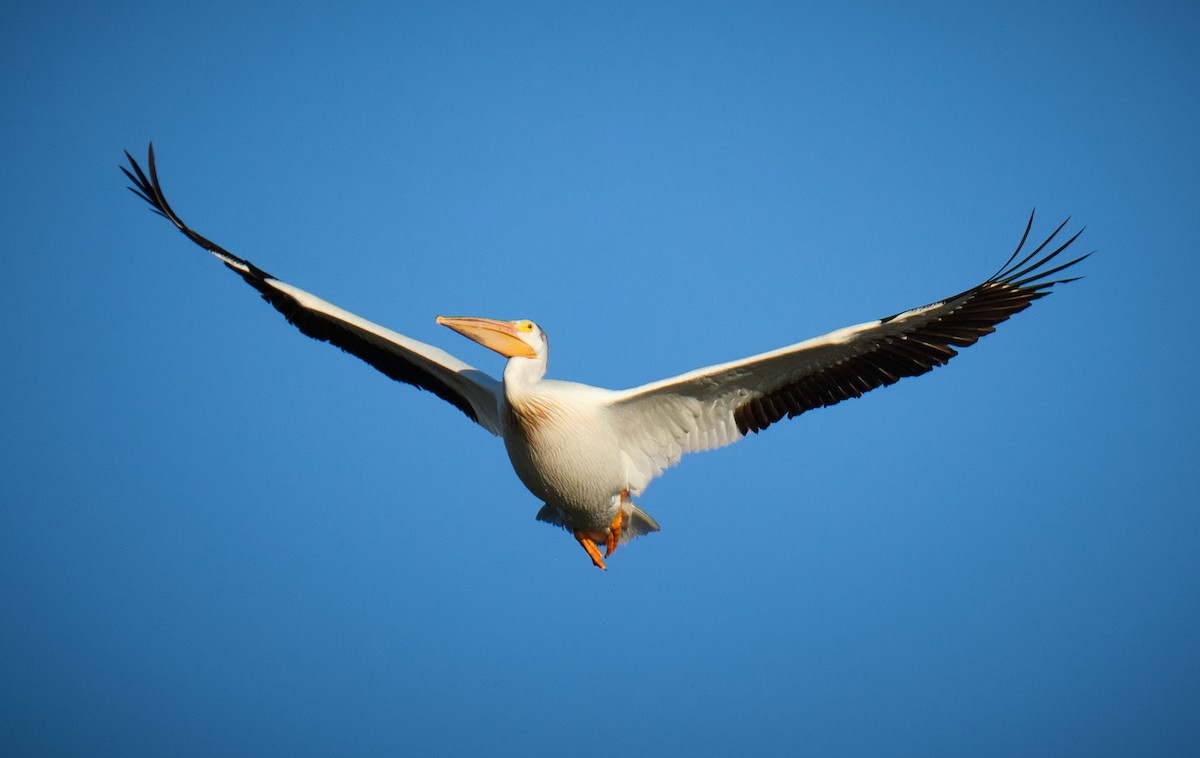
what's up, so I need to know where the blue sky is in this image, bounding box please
[3,1,1198,755]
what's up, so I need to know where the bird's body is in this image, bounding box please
[123,145,1089,569]
[507,382,624,523]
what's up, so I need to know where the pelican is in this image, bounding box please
[122,145,1088,570]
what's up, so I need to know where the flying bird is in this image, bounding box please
[123,145,1088,570]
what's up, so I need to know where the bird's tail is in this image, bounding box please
[534,499,661,545]
[620,500,660,545]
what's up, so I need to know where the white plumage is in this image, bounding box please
[124,145,1088,569]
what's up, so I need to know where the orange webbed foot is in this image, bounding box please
[574,531,607,571]
[605,507,624,558]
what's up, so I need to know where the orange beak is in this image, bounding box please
[436,316,537,358]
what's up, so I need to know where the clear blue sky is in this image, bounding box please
[3,1,1198,755]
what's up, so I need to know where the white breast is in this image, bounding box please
[502,381,627,519]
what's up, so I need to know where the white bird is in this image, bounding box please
[123,146,1088,570]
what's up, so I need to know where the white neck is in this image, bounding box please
[503,354,547,393]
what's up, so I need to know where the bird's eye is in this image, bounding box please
[520,321,534,332]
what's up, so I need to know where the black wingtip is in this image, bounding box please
[990,209,1037,280]
[121,143,252,268]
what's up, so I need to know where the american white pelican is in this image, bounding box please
[123,145,1088,570]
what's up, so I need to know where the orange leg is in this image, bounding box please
[605,508,624,558]
[574,531,607,571]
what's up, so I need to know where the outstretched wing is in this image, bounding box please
[607,212,1088,491]
[123,144,503,434]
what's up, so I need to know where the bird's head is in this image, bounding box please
[436,316,548,362]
